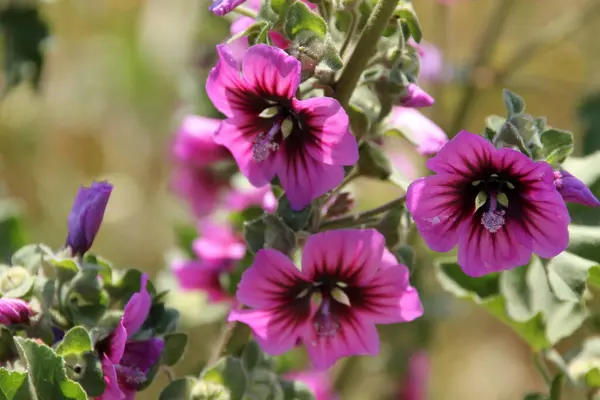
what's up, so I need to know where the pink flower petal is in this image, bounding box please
[194,220,246,261]
[357,264,424,324]
[99,355,125,400]
[170,166,222,218]
[400,83,434,108]
[241,44,301,100]
[172,115,227,167]
[554,170,600,207]
[457,218,533,277]
[228,308,309,355]
[293,97,358,166]
[284,371,337,400]
[236,248,308,309]
[209,0,247,17]
[303,314,380,370]
[107,321,127,364]
[206,44,245,117]
[426,130,494,176]
[406,176,462,252]
[275,150,345,210]
[215,116,277,187]
[301,229,386,286]
[171,259,230,302]
[390,107,447,156]
[122,274,151,337]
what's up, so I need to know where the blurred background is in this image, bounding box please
[1,0,600,398]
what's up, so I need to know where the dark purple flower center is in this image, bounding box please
[467,173,517,233]
[251,103,301,163]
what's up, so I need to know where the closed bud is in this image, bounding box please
[66,181,113,256]
[554,170,600,207]
[323,192,355,219]
[0,298,33,326]
[399,83,434,108]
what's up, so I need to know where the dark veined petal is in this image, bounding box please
[426,130,493,176]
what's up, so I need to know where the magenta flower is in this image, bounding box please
[554,170,600,207]
[206,44,358,210]
[172,115,231,167]
[66,181,113,256]
[284,370,338,400]
[172,220,245,303]
[230,16,289,52]
[406,131,571,277]
[0,298,33,325]
[398,352,429,400]
[390,106,448,155]
[96,274,164,400]
[171,166,225,218]
[210,0,247,16]
[408,39,443,82]
[228,229,423,370]
[224,185,278,213]
[400,84,434,108]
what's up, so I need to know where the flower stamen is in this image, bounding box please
[114,364,147,386]
[481,193,506,233]
[253,121,281,162]
[313,298,339,338]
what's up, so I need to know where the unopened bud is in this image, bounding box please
[0,298,33,325]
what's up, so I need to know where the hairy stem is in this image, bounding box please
[334,0,400,108]
[340,9,359,58]
[233,5,258,18]
[533,351,552,386]
[449,0,517,134]
[318,195,405,230]
[208,321,237,366]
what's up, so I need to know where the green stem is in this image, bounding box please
[208,321,237,365]
[233,5,258,18]
[318,2,331,23]
[431,0,449,126]
[495,0,600,83]
[334,0,400,108]
[318,195,405,230]
[449,0,517,135]
[340,9,359,58]
[533,351,552,386]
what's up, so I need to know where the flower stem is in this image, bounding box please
[533,351,552,386]
[208,321,237,366]
[340,9,359,58]
[318,195,405,231]
[334,0,400,108]
[449,0,517,135]
[233,5,258,18]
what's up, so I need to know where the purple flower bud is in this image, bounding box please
[0,298,33,325]
[66,181,113,256]
[400,83,435,108]
[554,170,600,207]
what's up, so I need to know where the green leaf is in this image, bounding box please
[494,120,531,157]
[394,1,422,42]
[567,224,600,264]
[158,377,199,400]
[10,244,50,271]
[49,258,79,283]
[244,217,266,255]
[104,268,156,304]
[522,394,547,400]
[0,369,30,400]
[264,214,297,256]
[82,254,112,284]
[546,252,595,302]
[246,368,283,400]
[0,6,50,94]
[284,1,327,39]
[241,340,265,373]
[540,128,574,166]
[141,303,180,336]
[200,357,247,399]
[374,205,403,248]
[13,337,87,400]
[161,332,188,367]
[502,89,525,116]
[280,378,316,400]
[0,327,17,364]
[56,326,92,356]
[357,141,392,180]
[277,195,312,232]
[62,352,105,397]
[0,266,33,298]
[0,201,27,264]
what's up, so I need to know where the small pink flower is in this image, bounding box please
[406,131,571,277]
[225,185,278,212]
[554,170,600,207]
[210,0,247,16]
[284,370,338,400]
[96,274,164,400]
[172,115,231,167]
[228,229,423,370]
[194,220,246,262]
[171,258,232,302]
[400,84,434,108]
[206,44,358,210]
[408,39,443,82]
[398,352,429,400]
[390,107,448,156]
[0,298,33,325]
[171,166,224,218]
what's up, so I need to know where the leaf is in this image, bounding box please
[375,205,403,248]
[502,89,525,116]
[567,224,600,264]
[161,332,188,367]
[540,128,574,166]
[263,214,297,256]
[357,141,392,180]
[246,368,284,400]
[10,244,50,271]
[0,266,33,298]
[0,369,30,400]
[0,200,27,264]
[49,258,79,283]
[81,254,112,284]
[280,379,316,400]
[200,356,247,399]
[62,352,105,397]
[244,217,266,255]
[13,337,87,400]
[55,326,92,356]
[277,195,312,232]
[394,1,422,42]
[284,1,327,39]
[546,252,595,302]
[158,377,199,400]
[0,6,50,94]
[522,394,547,400]
[104,268,156,304]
